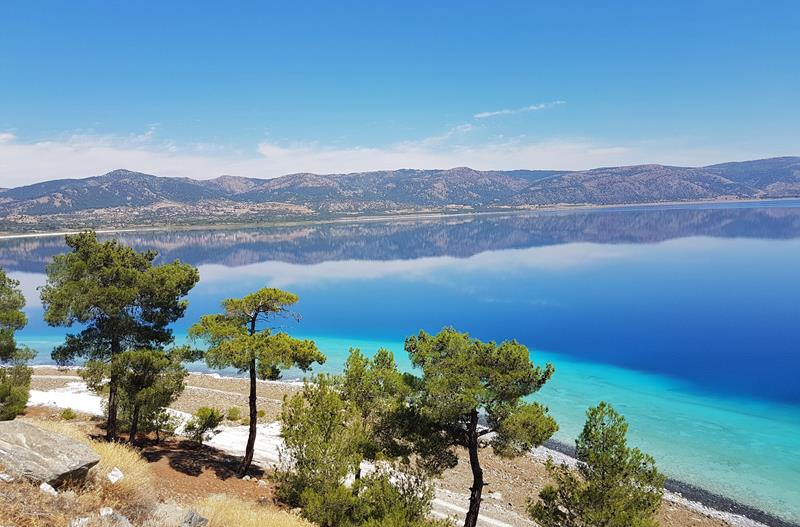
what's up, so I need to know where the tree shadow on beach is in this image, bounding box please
[141,439,265,480]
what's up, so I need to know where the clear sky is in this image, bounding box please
[0,1,798,185]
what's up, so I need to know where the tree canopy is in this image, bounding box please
[529,402,665,527]
[405,327,558,527]
[340,348,411,468]
[40,231,199,439]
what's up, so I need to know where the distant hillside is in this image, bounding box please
[0,157,798,230]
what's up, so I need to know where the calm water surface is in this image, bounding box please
[3,202,799,522]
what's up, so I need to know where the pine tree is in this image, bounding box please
[189,287,325,476]
[0,268,34,420]
[404,327,558,527]
[40,231,198,439]
[529,402,665,527]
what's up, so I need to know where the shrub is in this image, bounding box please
[300,469,445,527]
[275,376,362,506]
[60,408,77,420]
[0,364,31,420]
[256,408,266,419]
[226,406,242,421]
[185,407,224,444]
[277,375,443,527]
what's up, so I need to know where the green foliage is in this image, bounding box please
[405,328,557,453]
[341,348,411,464]
[404,327,557,526]
[529,402,665,527]
[0,364,31,420]
[257,408,266,419]
[113,347,188,442]
[41,231,199,363]
[39,231,199,439]
[185,406,224,444]
[277,370,444,527]
[276,375,363,505]
[60,408,77,420]
[300,469,446,527]
[0,270,28,362]
[226,406,242,421]
[0,269,32,420]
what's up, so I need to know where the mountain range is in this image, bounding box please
[0,156,798,231]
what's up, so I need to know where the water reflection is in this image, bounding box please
[1,203,800,272]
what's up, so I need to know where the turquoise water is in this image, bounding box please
[5,203,800,522]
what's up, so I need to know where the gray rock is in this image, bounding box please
[181,510,209,527]
[150,503,208,527]
[0,420,100,487]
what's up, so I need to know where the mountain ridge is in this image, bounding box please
[1,157,798,230]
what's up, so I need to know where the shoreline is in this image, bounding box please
[28,366,797,527]
[2,196,799,240]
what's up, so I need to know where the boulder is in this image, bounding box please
[0,420,100,487]
[150,503,209,527]
[181,510,209,527]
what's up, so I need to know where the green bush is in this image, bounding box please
[60,408,77,420]
[257,409,266,419]
[185,407,224,444]
[0,365,31,420]
[300,470,445,527]
[226,406,242,421]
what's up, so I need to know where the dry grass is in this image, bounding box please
[28,418,94,444]
[86,440,157,520]
[195,494,314,527]
[0,479,78,527]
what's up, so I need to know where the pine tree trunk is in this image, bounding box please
[238,354,258,477]
[464,409,484,527]
[129,402,140,445]
[106,337,121,441]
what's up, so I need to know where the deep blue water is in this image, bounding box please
[4,202,800,521]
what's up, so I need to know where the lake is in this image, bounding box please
[3,202,800,523]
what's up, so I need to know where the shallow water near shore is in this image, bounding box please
[6,202,800,523]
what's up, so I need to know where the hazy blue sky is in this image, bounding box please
[0,1,798,184]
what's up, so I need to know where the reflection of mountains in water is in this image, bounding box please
[2,205,800,272]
